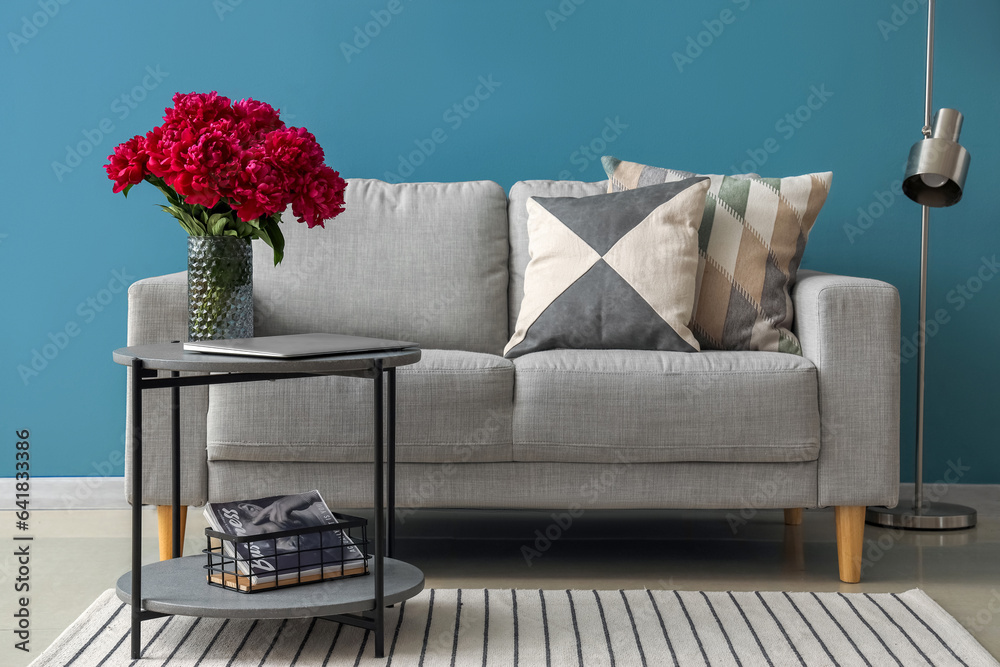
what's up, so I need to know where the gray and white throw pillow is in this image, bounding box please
[504,177,710,358]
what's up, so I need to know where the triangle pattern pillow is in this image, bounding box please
[504,177,710,358]
[603,156,832,354]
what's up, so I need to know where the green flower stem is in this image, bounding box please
[137,176,286,265]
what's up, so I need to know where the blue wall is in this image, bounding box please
[3,1,999,484]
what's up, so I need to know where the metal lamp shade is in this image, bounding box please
[902,108,971,208]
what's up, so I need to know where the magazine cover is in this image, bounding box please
[203,489,367,588]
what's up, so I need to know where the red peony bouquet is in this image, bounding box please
[106,91,346,265]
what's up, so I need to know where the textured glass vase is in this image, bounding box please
[187,236,254,341]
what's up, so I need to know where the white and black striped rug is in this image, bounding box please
[30,588,997,666]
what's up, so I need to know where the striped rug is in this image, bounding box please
[30,588,997,666]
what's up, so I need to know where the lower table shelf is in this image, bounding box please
[116,555,424,619]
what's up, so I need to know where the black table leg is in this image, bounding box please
[130,361,145,660]
[171,371,181,559]
[387,367,396,559]
[373,360,385,658]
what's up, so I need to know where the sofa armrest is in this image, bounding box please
[792,270,900,507]
[124,272,209,506]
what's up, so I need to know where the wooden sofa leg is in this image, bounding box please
[835,506,866,583]
[157,505,188,561]
[784,508,803,525]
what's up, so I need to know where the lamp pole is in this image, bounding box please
[922,0,935,139]
[865,0,976,530]
[916,0,931,510]
[914,204,929,515]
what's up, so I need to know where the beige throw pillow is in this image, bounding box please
[603,156,832,354]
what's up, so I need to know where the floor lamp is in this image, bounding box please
[866,0,974,530]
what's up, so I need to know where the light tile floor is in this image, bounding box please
[2,487,998,666]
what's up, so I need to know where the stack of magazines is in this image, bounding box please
[203,489,369,591]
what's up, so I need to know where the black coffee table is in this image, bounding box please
[113,340,423,659]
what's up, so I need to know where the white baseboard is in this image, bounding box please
[0,477,129,510]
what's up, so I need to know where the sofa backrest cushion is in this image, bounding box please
[253,179,510,355]
[508,180,606,335]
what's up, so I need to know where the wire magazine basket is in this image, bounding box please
[204,512,369,593]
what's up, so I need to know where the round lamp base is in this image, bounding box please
[866,501,977,530]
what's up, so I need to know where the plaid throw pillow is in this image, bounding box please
[603,156,832,354]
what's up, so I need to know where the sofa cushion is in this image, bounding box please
[209,460,818,510]
[253,179,511,356]
[505,179,711,358]
[512,349,820,464]
[603,157,832,354]
[206,350,514,464]
[508,180,607,336]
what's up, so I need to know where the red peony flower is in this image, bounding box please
[264,126,325,176]
[172,125,242,208]
[292,166,347,228]
[233,97,284,137]
[105,135,150,193]
[106,91,346,264]
[163,91,235,127]
[232,152,293,222]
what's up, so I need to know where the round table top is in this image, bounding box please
[117,555,425,618]
[113,342,421,373]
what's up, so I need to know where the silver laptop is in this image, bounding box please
[183,333,418,358]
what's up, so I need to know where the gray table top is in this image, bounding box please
[113,342,421,373]
[117,556,425,618]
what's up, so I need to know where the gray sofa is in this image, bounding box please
[125,178,900,582]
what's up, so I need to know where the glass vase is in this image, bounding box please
[187,236,254,341]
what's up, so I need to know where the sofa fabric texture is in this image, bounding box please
[206,350,514,464]
[603,157,832,355]
[252,178,511,356]
[512,349,820,464]
[209,460,819,510]
[505,178,710,358]
[123,177,900,513]
[792,271,901,507]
